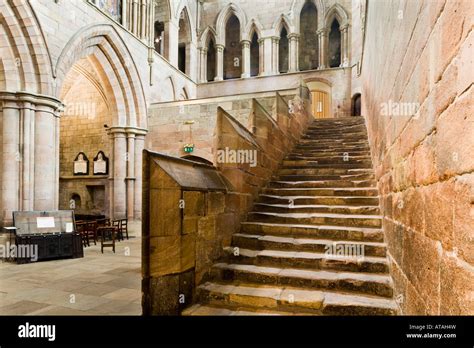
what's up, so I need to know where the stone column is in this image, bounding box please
[110,128,127,219]
[340,24,350,67]
[272,37,280,74]
[261,37,274,76]
[317,28,328,69]
[288,33,299,72]
[215,44,224,81]
[167,20,180,67]
[133,133,146,220]
[121,0,128,28]
[34,105,59,211]
[126,133,135,220]
[140,0,147,39]
[21,102,35,211]
[1,102,20,225]
[200,47,208,83]
[132,0,139,35]
[241,40,251,78]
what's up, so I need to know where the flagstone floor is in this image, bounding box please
[0,222,142,315]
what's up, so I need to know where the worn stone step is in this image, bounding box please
[276,173,375,181]
[232,233,386,257]
[263,187,379,197]
[277,168,374,176]
[247,211,382,228]
[282,163,373,170]
[197,282,397,315]
[283,160,373,168]
[269,179,376,189]
[287,154,372,161]
[182,303,291,316]
[241,222,384,242]
[253,203,380,215]
[258,194,380,206]
[212,263,392,297]
[225,247,388,273]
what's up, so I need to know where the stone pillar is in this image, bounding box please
[111,129,127,219]
[261,37,273,76]
[241,40,251,78]
[122,0,128,28]
[132,0,139,35]
[126,133,135,220]
[1,103,20,225]
[340,24,350,67]
[134,133,146,220]
[165,20,179,67]
[188,41,198,81]
[215,44,224,81]
[272,37,280,75]
[140,0,147,39]
[200,47,208,83]
[288,33,299,72]
[317,28,328,69]
[34,106,59,211]
[21,102,35,211]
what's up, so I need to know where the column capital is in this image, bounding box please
[287,33,300,40]
[240,39,251,47]
[340,23,349,31]
[316,28,328,36]
[271,36,280,43]
[215,43,225,50]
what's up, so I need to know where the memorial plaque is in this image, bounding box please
[73,152,89,175]
[93,151,109,175]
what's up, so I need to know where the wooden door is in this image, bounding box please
[311,90,330,119]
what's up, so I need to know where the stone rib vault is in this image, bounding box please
[184,117,398,315]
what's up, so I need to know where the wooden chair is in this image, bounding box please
[112,220,123,241]
[75,222,89,247]
[98,226,116,253]
[85,221,97,245]
[120,219,129,240]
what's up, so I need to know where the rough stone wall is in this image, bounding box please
[362,0,474,314]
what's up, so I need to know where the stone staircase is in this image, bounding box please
[183,117,398,316]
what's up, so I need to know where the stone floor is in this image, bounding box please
[0,221,142,315]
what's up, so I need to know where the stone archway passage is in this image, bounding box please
[224,15,242,80]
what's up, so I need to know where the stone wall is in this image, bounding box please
[362,0,474,314]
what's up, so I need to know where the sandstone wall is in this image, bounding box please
[362,0,474,314]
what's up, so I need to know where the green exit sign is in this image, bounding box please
[184,144,194,153]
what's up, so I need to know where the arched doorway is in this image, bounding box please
[224,15,242,79]
[299,1,318,71]
[328,19,342,68]
[352,93,362,116]
[306,79,333,119]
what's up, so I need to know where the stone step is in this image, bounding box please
[258,194,380,206]
[182,303,293,316]
[281,163,373,170]
[232,233,386,257]
[263,187,379,197]
[247,211,382,228]
[241,222,384,242]
[276,173,375,181]
[277,168,374,176]
[253,203,380,215]
[286,154,372,161]
[283,159,373,167]
[196,281,397,315]
[288,152,371,159]
[225,247,388,273]
[269,179,376,189]
[212,263,392,297]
